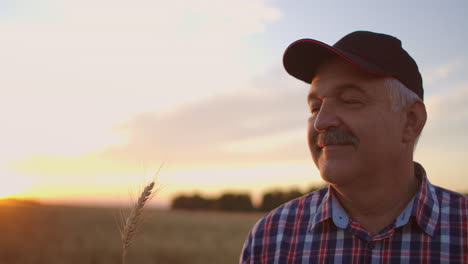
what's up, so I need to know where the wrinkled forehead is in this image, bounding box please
[309,58,383,99]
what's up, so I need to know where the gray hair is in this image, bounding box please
[383,77,421,112]
[383,77,424,148]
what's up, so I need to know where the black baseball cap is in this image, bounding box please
[283,31,424,100]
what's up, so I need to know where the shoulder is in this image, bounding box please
[250,187,328,235]
[432,184,468,213]
[240,187,328,262]
[432,184,467,202]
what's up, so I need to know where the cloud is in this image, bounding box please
[421,82,468,149]
[422,57,464,85]
[103,67,311,165]
[415,82,468,192]
[10,66,311,175]
[404,57,468,156]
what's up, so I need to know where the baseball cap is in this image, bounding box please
[283,31,424,100]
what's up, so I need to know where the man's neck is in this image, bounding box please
[331,162,420,236]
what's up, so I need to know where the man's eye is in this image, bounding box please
[342,99,361,104]
[310,106,320,114]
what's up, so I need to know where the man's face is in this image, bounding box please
[307,58,405,186]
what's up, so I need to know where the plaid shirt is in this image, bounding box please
[240,163,468,263]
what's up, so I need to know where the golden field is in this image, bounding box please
[0,201,263,264]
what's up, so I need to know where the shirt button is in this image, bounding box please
[367,242,374,249]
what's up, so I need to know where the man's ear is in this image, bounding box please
[402,100,427,143]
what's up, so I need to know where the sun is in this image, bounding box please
[0,168,33,199]
[0,183,30,199]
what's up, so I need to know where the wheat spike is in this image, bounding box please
[120,165,162,264]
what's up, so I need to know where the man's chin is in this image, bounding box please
[318,162,356,185]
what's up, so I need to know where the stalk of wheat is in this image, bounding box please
[119,164,162,264]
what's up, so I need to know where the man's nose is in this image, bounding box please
[313,101,341,132]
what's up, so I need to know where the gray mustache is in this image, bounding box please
[316,128,359,147]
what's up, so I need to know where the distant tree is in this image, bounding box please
[260,190,289,211]
[307,183,328,193]
[259,185,329,211]
[285,189,304,201]
[171,194,215,210]
[214,193,254,212]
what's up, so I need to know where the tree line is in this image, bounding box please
[171,185,327,212]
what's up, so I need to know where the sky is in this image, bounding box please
[1,0,467,207]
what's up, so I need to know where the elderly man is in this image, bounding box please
[239,31,467,263]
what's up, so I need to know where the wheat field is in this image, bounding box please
[0,202,263,264]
